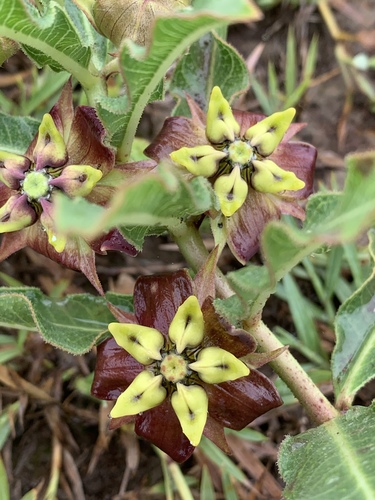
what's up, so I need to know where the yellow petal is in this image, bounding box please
[245,108,296,156]
[108,322,164,365]
[51,164,103,197]
[33,114,67,167]
[251,159,305,194]
[168,295,204,354]
[213,165,248,217]
[46,230,67,253]
[189,346,250,384]
[171,383,208,446]
[110,371,166,418]
[170,145,226,177]
[206,86,240,143]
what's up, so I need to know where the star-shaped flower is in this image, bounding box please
[145,87,317,263]
[92,268,282,462]
[0,80,138,292]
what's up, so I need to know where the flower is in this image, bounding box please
[92,268,282,462]
[0,80,138,293]
[145,87,317,263]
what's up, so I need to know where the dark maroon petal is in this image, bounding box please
[109,415,135,430]
[145,116,207,163]
[270,141,317,200]
[0,228,28,261]
[91,338,144,400]
[225,190,280,264]
[204,370,282,430]
[201,299,256,356]
[133,270,194,335]
[90,229,138,257]
[233,110,266,136]
[49,79,75,140]
[135,396,195,463]
[0,184,15,206]
[203,414,231,454]
[271,196,306,221]
[13,222,104,294]
[193,246,219,307]
[66,106,115,176]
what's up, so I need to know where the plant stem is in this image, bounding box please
[171,221,339,425]
[169,221,234,298]
[247,320,339,424]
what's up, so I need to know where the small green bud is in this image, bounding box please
[251,159,305,194]
[206,86,240,144]
[49,164,103,197]
[245,108,296,156]
[111,371,166,418]
[189,346,250,384]
[171,383,208,446]
[108,322,164,365]
[213,165,248,217]
[170,145,226,177]
[168,295,204,354]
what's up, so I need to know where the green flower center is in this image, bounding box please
[22,170,51,200]
[160,353,188,383]
[227,140,255,167]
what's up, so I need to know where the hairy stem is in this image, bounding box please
[171,221,339,425]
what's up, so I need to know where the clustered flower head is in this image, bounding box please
[92,268,282,463]
[146,86,317,263]
[0,80,136,292]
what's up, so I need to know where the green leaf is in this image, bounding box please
[107,0,261,158]
[0,0,97,89]
[0,113,40,154]
[279,404,375,500]
[332,229,375,409]
[0,455,9,500]
[54,166,217,242]
[170,31,249,116]
[218,151,375,321]
[0,287,121,354]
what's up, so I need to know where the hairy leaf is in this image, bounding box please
[279,404,375,500]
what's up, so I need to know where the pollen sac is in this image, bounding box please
[213,165,248,217]
[171,383,208,446]
[206,86,240,144]
[168,295,204,354]
[189,346,250,384]
[49,164,103,197]
[108,322,164,365]
[0,194,37,233]
[251,159,305,194]
[33,114,67,169]
[170,145,226,177]
[110,371,166,418]
[245,108,296,157]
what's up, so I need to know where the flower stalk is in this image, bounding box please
[170,221,339,425]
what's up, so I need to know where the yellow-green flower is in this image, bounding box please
[145,87,317,263]
[92,269,282,463]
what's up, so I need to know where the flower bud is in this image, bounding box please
[245,108,296,156]
[171,383,208,446]
[206,86,240,143]
[111,371,166,417]
[93,0,189,47]
[108,322,164,365]
[189,346,250,384]
[169,295,204,353]
[49,164,103,197]
[213,165,248,217]
[170,145,226,177]
[251,159,305,194]
[0,194,37,233]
